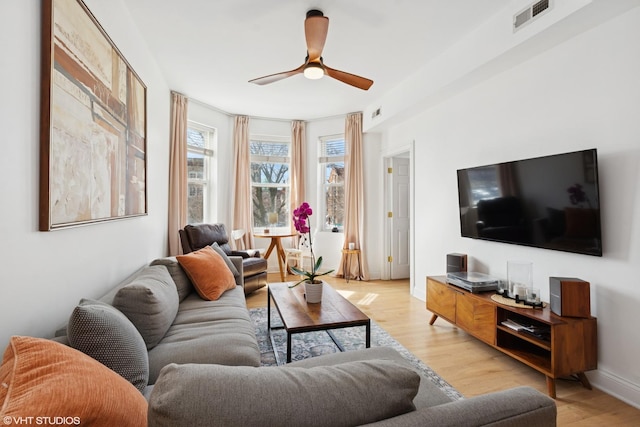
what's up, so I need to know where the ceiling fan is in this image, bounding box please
[249,10,373,90]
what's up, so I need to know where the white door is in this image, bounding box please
[390,157,410,279]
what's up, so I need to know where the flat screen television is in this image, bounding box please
[457,149,602,256]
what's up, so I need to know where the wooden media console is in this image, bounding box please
[426,276,597,398]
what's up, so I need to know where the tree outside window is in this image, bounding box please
[250,138,290,229]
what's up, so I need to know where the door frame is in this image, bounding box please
[380,141,415,294]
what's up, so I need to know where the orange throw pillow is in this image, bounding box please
[177,246,236,300]
[0,336,147,427]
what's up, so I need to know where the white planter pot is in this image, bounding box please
[304,281,323,303]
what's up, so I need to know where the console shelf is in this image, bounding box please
[496,326,552,351]
[427,276,597,398]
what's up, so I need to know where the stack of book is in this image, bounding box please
[501,319,550,341]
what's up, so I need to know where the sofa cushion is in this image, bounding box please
[176,246,236,301]
[147,288,260,383]
[287,346,454,409]
[148,359,419,427]
[150,257,194,302]
[0,336,147,426]
[67,299,149,392]
[360,386,557,427]
[210,242,240,279]
[112,265,179,350]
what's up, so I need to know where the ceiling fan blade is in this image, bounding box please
[324,65,374,91]
[249,64,305,85]
[305,10,329,61]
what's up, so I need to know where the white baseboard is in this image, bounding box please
[412,286,426,302]
[588,369,640,409]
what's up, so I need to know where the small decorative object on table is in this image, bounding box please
[289,202,334,303]
[507,261,532,298]
[268,212,278,230]
[499,261,543,308]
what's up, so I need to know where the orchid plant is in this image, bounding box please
[289,202,334,288]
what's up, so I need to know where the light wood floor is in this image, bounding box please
[247,274,640,426]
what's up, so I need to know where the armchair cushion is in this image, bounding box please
[242,256,269,276]
[182,223,233,254]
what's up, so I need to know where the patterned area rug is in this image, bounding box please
[249,307,463,401]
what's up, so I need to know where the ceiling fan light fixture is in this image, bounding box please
[248,10,372,90]
[303,62,324,80]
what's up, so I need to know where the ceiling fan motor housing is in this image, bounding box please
[306,9,324,18]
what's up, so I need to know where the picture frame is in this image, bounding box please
[40,0,147,231]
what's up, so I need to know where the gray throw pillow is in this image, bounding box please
[148,359,419,427]
[210,242,240,280]
[67,299,149,393]
[150,257,194,302]
[112,265,179,350]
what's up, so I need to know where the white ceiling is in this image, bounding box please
[123,0,511,120]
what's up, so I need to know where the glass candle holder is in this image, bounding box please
[497,280,508,295]
[526,287,541,304]
[507,261,532,298]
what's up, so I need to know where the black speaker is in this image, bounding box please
[446,253,467,273]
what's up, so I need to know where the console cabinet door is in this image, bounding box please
[455,293,496,345]
[427,278,456,323]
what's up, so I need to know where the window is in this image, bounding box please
[187,123,215,224]
[250,136,290,229]
[319,135,345,231]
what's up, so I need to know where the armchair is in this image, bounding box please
[179,223,267,295]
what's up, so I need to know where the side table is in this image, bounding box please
[341,249,363,283]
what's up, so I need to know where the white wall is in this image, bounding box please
[0,1,170,351]
[380,7,640,407]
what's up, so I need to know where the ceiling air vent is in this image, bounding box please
[514,0,551,31]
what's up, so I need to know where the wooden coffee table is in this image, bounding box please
[267,282,371,365]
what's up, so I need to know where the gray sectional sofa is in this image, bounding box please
[55,255,260,393]
[51,254,556,426]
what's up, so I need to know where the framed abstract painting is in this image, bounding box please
[40,0,147,231]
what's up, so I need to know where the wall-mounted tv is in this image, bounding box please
[457,149,602,256]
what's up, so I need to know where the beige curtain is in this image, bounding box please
[290,120,306,234]
[338,112,369,280]
[167,92,188,256]
[232,116,255,249]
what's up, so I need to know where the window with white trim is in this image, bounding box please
[187,123,215,224]
[250,136,290,230]
[319,135,345,231]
